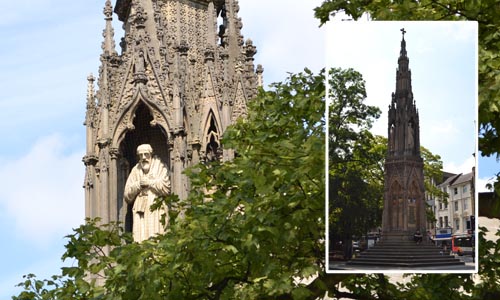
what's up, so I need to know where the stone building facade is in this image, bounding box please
[436,171,475,235]
[425,171,456,231]
[382,30,427,240]
[83,0,262,232]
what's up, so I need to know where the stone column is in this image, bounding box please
[109,147,120,223]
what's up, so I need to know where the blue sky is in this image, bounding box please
[326,21,480,183]
[0,0,325,297]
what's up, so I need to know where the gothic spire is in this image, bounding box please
[399,28,407,57]
[102,0,117,57]
[395,28,412,104]
[388,28,420,158]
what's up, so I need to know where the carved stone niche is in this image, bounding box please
[117,102,170,232]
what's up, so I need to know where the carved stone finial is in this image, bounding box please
[256,64,264,87]
[244,39,257,60]
[101,0,117,57]
[87,73,95,83]
[104,0,113,20]
[256,64,263,74]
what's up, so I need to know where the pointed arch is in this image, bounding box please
[113,100,171,233]
[198,67,223,160]
[202,109,222,161]
[112,86,172,149]
[388,179,403,230]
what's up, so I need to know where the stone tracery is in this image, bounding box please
[84,0,261,239]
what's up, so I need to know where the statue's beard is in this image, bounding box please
[140,160,150,173]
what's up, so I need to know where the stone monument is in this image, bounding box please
[83,0,262,240]
[382,29,426,240]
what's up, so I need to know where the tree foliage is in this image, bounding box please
[13,68,325,300]
[328,68,383,257]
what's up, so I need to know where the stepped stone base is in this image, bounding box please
[381,231,412,241]
[345,238,465,269]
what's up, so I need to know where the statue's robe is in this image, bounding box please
[124,156,170,242]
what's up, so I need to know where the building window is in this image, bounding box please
[445,216,449,227]
[455,219,460,230]
[463,185,468,193]
[439,202,443,210]
[445,202,448,209]
[454,187,458,195]
[439,217,443,228]
[454,201,459,211]
[464,200,468,210]
[466,219,471,230]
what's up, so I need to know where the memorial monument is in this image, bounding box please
[382,29,426,240]
[342,30,466,270]
[83,0,261,240]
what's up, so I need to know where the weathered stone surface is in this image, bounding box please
[84,0,260,240]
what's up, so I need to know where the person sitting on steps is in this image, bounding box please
[414,230,423,244]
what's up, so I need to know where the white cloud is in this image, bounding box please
[441,21,477,43]
[0,134,85,248]
[0,244,73,299]
[239,0,325,85]
[429,119,460,135]
[443,156,475,175]
[476,176,495,193]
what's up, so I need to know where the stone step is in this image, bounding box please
[377,242,437,246]
[363,252,444,256]
[352,257,459,263]
[347,260,464,268]
[361,249,444,255]
[376,242,437,246]
[357,255,452,261]
[365,248,442,252]
[344,238,463,268]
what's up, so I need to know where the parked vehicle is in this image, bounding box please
[452,234,473,256]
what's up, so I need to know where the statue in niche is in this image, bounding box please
[407,121,414,150]
[389,124,395,151]
[124,144,171,242]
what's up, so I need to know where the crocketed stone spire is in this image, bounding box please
[382,29,426,240]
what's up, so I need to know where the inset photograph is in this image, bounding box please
[326,21,478,273]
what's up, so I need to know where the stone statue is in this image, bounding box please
[407,122,414,150]
[124,144,171,242]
